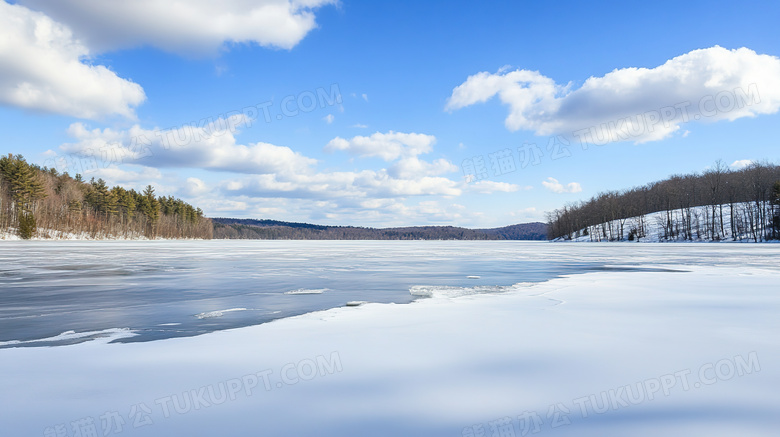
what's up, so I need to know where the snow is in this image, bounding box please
[0,228,202,241]
[0,245,778,436]
[0,328,137,347]
[559,202,779,242]
[194,308,249,319]
[284,288,329,295]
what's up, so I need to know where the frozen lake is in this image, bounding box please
[1,240,779,347]
[1,241,779,436]
[0,240,610,347]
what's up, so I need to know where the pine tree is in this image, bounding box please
[140,185,160,223]
[17,211,36,239]
[0,154,46,212]
[114,187,136,221]
[1,154,211,239]
[0,155,47,238]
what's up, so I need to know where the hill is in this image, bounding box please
[212,218,547,240]
[547,161,780,242]
[558,202,776,243]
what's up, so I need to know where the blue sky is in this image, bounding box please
[2,0,779,227]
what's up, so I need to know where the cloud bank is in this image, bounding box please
[19,0,337,55]
[0,1,146,119]
[447,47,780,144]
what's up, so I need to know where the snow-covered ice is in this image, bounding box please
[0,242,778,436]
[194,308,249,319]
[284,288,329,295]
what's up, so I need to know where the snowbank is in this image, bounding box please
[1,263,778,436]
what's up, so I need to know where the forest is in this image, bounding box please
[0,154,212,239]
[546,161,780,242]
[212,218,547,240]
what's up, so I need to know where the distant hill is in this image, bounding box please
[478,223,547,240]
[212,218,547,240]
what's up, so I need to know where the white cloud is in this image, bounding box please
[465,180,524,194]
[509,207,544,222]
[351,123,368,129]
[86,165,162,184]
[730,159,754,170]
[18,0,336,55]
[181,177,210,197]
[222,170,461,200]
[0,1,146,119]
[362,93,369,102]
[59,117,316,175]
[387,157,457,180]
[201,196,486,227]
[47,120,520,225]
[447,46,780,144]
[325,131,437,161]
[542,177,582,194]
[323,114,335,124]
[196,198,249,213]
[52,121,463,203]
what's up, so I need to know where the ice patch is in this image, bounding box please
[195,308,248,319]
[285,288,328,295]
[0,328,137,347]
[410,282,536,299]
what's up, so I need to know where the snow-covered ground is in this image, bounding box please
[1,244,778,436]
[0,228,187,240]
[560,202,779,242]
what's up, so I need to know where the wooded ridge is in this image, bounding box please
[0,154,212,239]
[546,160,780,242]
[212,218,547,240]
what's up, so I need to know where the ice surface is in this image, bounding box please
[409,282,535,298]
[0,328,136,347]
[0,241,596,346]
[194,308,249,319]
[1,242,778,436]
[284,288,328,295]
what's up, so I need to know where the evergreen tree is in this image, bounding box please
[0,154,46,212]
[1,153,211,239]
[140,185,160,223]
[113,187,136,221]
[85,178,117,216]
[17,212,36,239]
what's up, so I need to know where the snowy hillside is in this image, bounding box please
[558,202,778,242]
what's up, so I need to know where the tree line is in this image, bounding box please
[213,218,547,240]
[0,154,212,239]
[546,160,780,242]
